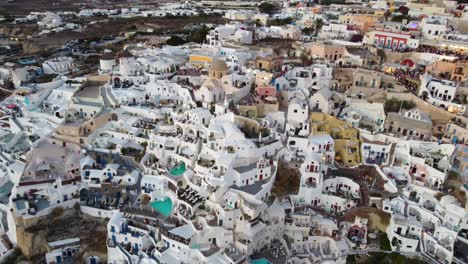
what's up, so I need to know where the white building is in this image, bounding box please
[420,18,448,40]
[419,73,458,109]
[363,29,420,49]
[42,57,75,75]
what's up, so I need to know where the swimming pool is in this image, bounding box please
[0,181,12,197]
[249,258,271,264]
[150,197,173,217]
[169,162,186,177]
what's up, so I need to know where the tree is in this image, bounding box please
[254,19,263,27]
[258,2,279,14]
[421,91,429,100]
[398,6,409,15]
[120,147,129,155]
[189,25,210,44]
[166,36,186,46]
[269,17,293,26]
[140,141,148,149]
[391,15,410,22]
[320,0,345,5]
[384,98,416,113]
[379,232,391,251]
[314,18,323,36]
[302,27,314,35]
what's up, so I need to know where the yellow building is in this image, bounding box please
[374,10,386,16]
[189,54,213,65]
[310,112,362,166]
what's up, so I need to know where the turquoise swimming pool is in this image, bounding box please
[169,162,186,177]
[150,197,173,217]
[0,181,12,197]
[249,258,271,264]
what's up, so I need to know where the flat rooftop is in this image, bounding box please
[76,85,100,98]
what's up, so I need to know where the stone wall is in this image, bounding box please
[16,226,50,259]
[80,206,114,219]
[386,92,465,124]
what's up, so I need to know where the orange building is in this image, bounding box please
[339,14,383,32]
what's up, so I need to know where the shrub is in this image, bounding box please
[269,17,293,26]
[379,231,391,251]
[258,2,279,14]
[50,206,65,218]
[166,36,186,46]
[384,98,415,113]
[188,25,210,44]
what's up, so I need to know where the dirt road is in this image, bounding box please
[0,0,163,17]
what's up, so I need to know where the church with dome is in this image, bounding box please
[194,58,254,108]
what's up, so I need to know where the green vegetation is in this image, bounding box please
[120,147,130,155]
[120,146,145,162]
[391,15,411,22]
[149,154,158,163]
[384,98,416,113]
[254,19,263,26]
[65,79,82,85]
[188,25,210,43]
[269,17,293,26]
[314,19,323,36]
[258,2,280,14]
[379,231,391,251]
[321,0,346,6]
[166,36,187,46]
[302,27,314,35]
[140,141,148,149]
[35,74,58,84]
[346,255,357,264]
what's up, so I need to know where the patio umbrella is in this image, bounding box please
[6,104,17,109]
